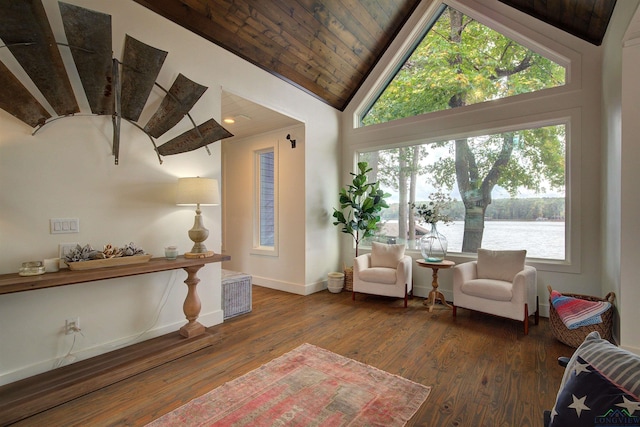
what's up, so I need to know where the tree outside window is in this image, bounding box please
[360,124,566,260]
[357,4,567,258]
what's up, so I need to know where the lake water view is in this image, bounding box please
[381,220,565,260]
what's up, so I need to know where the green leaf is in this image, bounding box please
[332,161,390,253]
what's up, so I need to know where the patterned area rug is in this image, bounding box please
[147,343,431,426]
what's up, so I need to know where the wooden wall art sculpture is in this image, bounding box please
[0,1,233,165]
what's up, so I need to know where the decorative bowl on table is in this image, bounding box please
[64,242,151,270]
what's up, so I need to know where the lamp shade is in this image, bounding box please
[176,177,220,206]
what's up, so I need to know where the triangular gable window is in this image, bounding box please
[360,4,566,127]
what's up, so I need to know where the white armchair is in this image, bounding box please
[452,249,538,335]
[353,242,412,307]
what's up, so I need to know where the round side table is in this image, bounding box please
[416,259,455,312]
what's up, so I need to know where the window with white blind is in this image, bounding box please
[253,147,278,255]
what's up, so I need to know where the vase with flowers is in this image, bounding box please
[411,192,452,262]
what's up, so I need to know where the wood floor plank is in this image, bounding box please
[7,286,571,426]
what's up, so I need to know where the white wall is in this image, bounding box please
[619,5,640,353]
[222,124,312,294]
[222,121,341,295]
[340,0,607,318]
[0,0,340,384]
[601,0,640,352]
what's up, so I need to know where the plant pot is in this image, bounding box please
[327,272,345,293]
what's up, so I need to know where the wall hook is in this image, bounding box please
[286,133,296,149]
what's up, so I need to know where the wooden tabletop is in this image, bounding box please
[416,259,455,269]
[0,254,230,295]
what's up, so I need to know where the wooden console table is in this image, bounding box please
[0,254,229,425]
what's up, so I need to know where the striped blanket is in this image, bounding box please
[551,290,611,330]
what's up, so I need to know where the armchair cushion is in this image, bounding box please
[358,267,398,284]
[477,249,526,282]
[370,242,405,268]
[461,279,513,301]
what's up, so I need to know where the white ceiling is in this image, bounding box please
[221,91,301,141]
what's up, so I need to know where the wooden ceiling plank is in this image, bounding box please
[373,0,398,20]
[241,15,352,95]
[294,0,375,67]
[569,0,609,45]
[589,1,617,43]
[213,2,351,103]
[249,1,362,82]
[270,0,419,108]
[330,0,384,48]
[237,1,359,91]
[171,0,350,106]
[271,0,371,75]
[329,0,419,93]
[360,0,394,30]
[133,0,347,107]
[270,0,364,75]
[557,0,578,33]
[531,0,546,16]
[341,0,386,41]
[546,0,563,22]
[204,2,349,106]
[131,0,417,109]
[501,0,613,45]
[571,0,595,29]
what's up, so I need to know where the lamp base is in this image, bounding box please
[184,251,215,259]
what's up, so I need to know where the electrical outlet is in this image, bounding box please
[59,243,79,262]
[65,317,80,335]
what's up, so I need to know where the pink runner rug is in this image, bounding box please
[147,343,431,426]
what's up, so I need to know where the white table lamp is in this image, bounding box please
[176,177,219,258]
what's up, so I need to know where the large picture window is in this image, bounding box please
[359,123,566,261]
[359,4,566,127]
[253,147,278,254]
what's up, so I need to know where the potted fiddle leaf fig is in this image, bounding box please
[333,161,390,257]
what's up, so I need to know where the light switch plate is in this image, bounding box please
[50,218,79,234]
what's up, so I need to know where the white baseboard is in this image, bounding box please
[252,275,325,295]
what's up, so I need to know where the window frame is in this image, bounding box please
[351,108,581,274]
[251,146,279,257]
[354,0,573,130]
[342,0,583,274]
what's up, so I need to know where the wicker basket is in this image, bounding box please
[547,285,615,348]
[343,265,353,292]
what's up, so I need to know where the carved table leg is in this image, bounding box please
[423,267,453,312]
[180,265,206,338]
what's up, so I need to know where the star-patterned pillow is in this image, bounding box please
[549,356,640,426]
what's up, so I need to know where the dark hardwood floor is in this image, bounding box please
[11,286,571,426]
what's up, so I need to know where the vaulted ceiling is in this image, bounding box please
[133,0,617,112]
